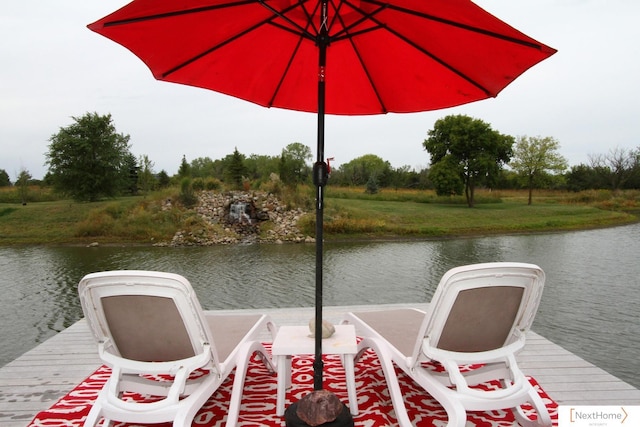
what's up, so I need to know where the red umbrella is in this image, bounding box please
[88,0,555,421]
[88,0,555,115]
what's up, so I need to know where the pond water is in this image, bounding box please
[1,223,638,389]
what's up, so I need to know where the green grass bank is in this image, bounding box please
[0,187,638,245]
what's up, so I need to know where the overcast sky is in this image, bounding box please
[2,1,639,180]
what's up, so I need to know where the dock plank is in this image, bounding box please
[1,304,639,426]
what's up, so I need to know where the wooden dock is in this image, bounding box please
[1,304,639,426]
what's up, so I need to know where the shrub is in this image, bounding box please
[75,210,115,237]
[365,175,379,194]
[260,175,284,196]
[179,178,198,208]
[0,186,60,203]
[205,178,222,191]
[192,178,205,191]
[103,202,127,219]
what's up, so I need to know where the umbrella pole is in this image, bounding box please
[285,3,353,425]
[312,6,329,391]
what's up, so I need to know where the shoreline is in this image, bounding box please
[1,216,638,248]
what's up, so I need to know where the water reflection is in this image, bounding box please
[1,223,639,389]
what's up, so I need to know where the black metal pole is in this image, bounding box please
[312,0,329,391]
[287,5,353,425]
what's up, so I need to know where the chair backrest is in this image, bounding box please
[78,270,219,367]
[417,262,545,362]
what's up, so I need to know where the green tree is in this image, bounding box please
[45,112,132,201]
[492,169,520,190]
[178,155,191,178]
[429,159,463,196]
[510,135,568,205]
[364,174,379,194]
[565,164,610,191]
[589,147,639,191]
[389,165,414,190]
[225,147,247,189]
[336,154,391,186]
[424,115,513,207]
[0,169,10,186]
[179,177,197,207]
[123,152,139,195]
[190,157,217,178]
[16,168,31,205]
[626,147,640,189]
[157,170,171,188]
[245,154,280,183]
[137,155,157,196]
[279,142,312,186]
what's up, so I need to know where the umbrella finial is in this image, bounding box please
[326,157,334,174]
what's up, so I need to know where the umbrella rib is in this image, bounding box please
[268,21,315,41]
[161,1,314,79]
[258,0,318,42]
[321,0,491,97]
[261,0,336,107]
[331,24,380,42]
[384,24,493,96]
[329,2,386,42]
[258,0,322,107]
[360,0,547,50]
[160,20,267,78]
[337,0,492,96]
[329,0,388,112]
[267,33,307,107]
[99,0,258,27]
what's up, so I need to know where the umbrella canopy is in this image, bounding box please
[88,0,555,410]
[88,0,556,116]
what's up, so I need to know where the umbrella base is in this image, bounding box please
[284,397,354,427]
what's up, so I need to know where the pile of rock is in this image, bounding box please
[164,191,315,246]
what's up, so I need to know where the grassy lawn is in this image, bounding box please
[0,187,638,245]
[0,196,187,245]
[0,199,134,244]
[322,197,634,239]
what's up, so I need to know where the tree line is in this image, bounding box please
[2,112,639,205]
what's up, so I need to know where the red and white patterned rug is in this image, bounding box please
[28,346,557,426]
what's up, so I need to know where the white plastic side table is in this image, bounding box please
[271,324,358,417]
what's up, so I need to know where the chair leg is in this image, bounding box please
[357,337,414,427]
[173,407,196,427]
[512,387,552,427]
[410,368,468,427]
[225,342,266,427]
[440,399,467,427]
[255,346,276,373]
[83,393,103,427]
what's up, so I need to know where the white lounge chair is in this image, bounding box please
[78,270,276,427]
[343,262,551,427]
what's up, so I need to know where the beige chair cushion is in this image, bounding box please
[102,295,195,362]
[438,286,524,352]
